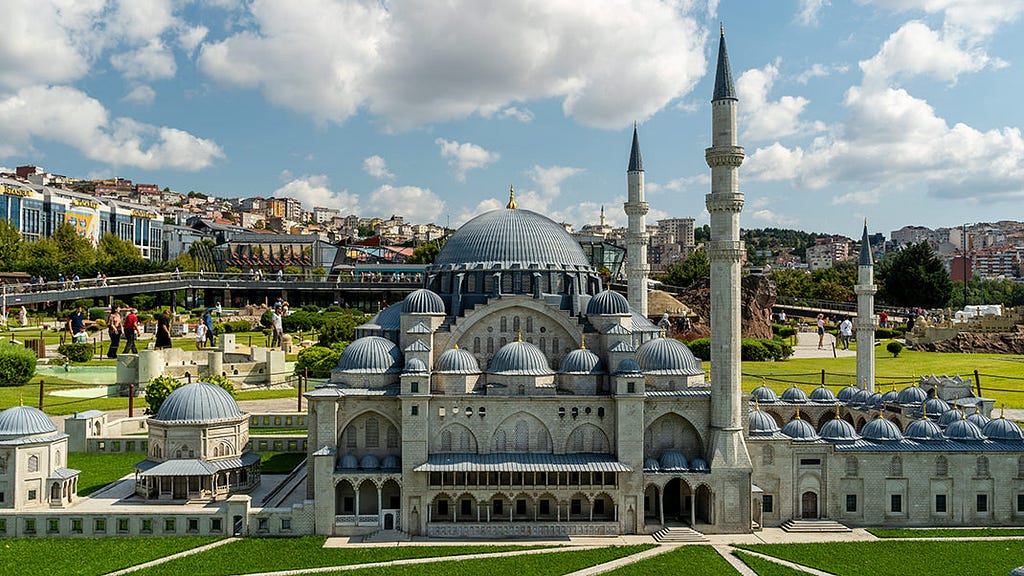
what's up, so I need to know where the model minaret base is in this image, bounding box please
[855,222,877,392]
[625,124,649,317]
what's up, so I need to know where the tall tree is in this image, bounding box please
[98,233,153,276]
[877,242,952,308]
[662,248,709,288]
[0,219,21,271]
[407,240,444,264]
[769,268,814,300]
[51,222,97,276]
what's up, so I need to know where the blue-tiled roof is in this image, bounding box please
[0,406,57,437]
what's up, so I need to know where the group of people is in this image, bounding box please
[194,307,217,350]
[816,313,855,350]
[103,306,142,357]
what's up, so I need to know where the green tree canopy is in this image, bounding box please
[19,236,61,279]
[52,222,96,275]
[877,242,952,308]
[0,219,21,272]
[97,233,151,276]
[407,240,445,264]
[662,248,709,288]
[769,268,813,300]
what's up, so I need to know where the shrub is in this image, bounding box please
[284,265,301,275]
[0,344,36,385]
[892,326,907,337]
[302,305,321,313]
[772,323,797,338]
[92,318,107,330]
[132,294,156,311]
[324,305,344,313]
[759,338,783,361]
[886,341,904,357]
[260,309,273,328]
[73,298,95,310]
[318,310,369,345]
[201,373,236,394]
[136,313,153,324]
[875,327,894,339]
[214,320,252,335]
[88,307,107,321]
[58,342,93,363]
[225,266,243,274]
[741,338,772,361]
[312,267,327,275]
[191,307,206,317]
[144,375,182,415]
[687,338,711,361]
[282,310,316,332]
[295,345,342,378]
[773,337,794,360]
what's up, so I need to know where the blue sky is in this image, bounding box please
[2,0,1023,238]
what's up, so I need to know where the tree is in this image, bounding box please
[52,222,97,276]
[662,249,709,288]
[19,236,61,279]
[769,268,813,300]
[98,233,150,276]
[810,260,857,302]
[693,224,711,243]
[877,242,952,308]
[408,240,445,264]
[0,219,21,271]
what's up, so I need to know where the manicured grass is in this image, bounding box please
[136,537,562,575]
[733,551,811,576]
[252,426,308,434]
[330,545,653,576]
[605,545,738,575]
[867,527,1024,538]
[260,452,306,474]
[739,541,1024,576]
[67,452,143,495]
[0,536,220,576]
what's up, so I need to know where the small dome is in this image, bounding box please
[861,416,904,441]
[880,389,900,405]
[782,417,818,441]
[905,417,944,441]
[866,393,884,409]
[0,405,57,437]
[896,385,928,405]
[337,336,403,373]
[1009,567,1024,576]
[644,457,661,471]
[434,347,481,374]
[944,418,986,441]
[586,290,630,315]
[937,408,965,428]
[781,387,808,403]
[981,417,1024,442]
[923,397,951,417]
[340,454,358,469]
[967,411,991,429]
[810,386,836,403]
[155,383,242,423]
[749,409,780,435]
[659,450,689,471]
[837,386,858,402]
[750,386,779,403]
[635,337,703,375]
[559,348,605,374]
[403,358,428,374]
[381,454,401,469]
[402,288,445,314]
[690,457,709,472]
[487,340,553,375]
[359,454,381,469]
[820,418,858,442]
[848,388,871,406]
[615,358,643,375]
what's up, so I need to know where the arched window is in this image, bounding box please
[573,430,585,452]
[552,338,560,355]
[494,430,507,452]
[387,425,399,449]
[459,430,472,452]
[51,482,61,501]
[513,316,521,333]
[346,428,357,449]
[592,431,606,452]
[1018,456,1024,478]
[935,456,948,477]
[976,456,990,478]
[28,454,39,473]
[513,420,529,451]
[526,317,534,333]
[761,446,774,465]
[473,337,481,354]
[487,338,494,354]
[889,455,903,477]
[845,456,858,477]
[365,417,380,448]
[55,450,61,467]
[500,316,508,333]
[440,430,453,452]
[537,428,550,452]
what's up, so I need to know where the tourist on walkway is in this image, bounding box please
[879,310,888,328]
[155,309,173,349]
[271,306,284,348]
[203,308,216,348]
[195,321,207,350]
[106,306,123,358]
[816,313,826,350]
[838,317,853,350]
[122,308,139,354]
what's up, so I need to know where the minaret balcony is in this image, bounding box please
[854,285,878,295]
[624,202,649,216]
[706,241,745,261]
[705,193,744,213]
[705,145,745,167]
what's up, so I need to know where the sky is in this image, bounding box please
[2,0,1024,239]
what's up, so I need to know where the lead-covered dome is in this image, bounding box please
[434,347,482,374]
[635,337,703,375]
[905,417,943,441]
[820,418,858,442]
[155,383,242,423]
[659,450,688,471]
[587,290,630,315]
[336,336,403,373]
[781,386,809,403]
[559,348,605,374]
[750,385,779,403]
[487,341,553,375]
[861,416,903,441]
[749,409,780,435]
[944,418,985,441]
[981,417,1024,441]
[402,289,445,314]
[433,208,593,271]
[0,405,57,438]
[896,385,928,405]
[782,417,818,441]
[810,386,836,403]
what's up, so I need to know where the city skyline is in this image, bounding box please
[2,1,1024,237]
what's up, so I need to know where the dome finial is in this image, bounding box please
[453,342,459,350]
[922,403,928,420]
[580,334,586,350]
[507,185,517,209]
[517,328,523,342]
[1001,404,1006,418]
[754,396,761,410]
[19,395,23,407]
[975,404,981,414]
[795,406,801,420]
[835,403,841,418]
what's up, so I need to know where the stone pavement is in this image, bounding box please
[104,537,239,576]
[790,331,857,360]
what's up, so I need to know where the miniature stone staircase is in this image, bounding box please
[361,529,412,542]
[780,519,851,533]
[652,526,708,542]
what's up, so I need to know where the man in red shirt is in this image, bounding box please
[122,308,140,354]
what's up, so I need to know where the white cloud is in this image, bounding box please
[122,85,156,105]
[110,39,177,81]
[646,174,709,194]
[109,0,177,42]
[273,175,360,213]
[0,0,105,90]
[796,63,848,84]
[435,138,500,181]
[832,187,883,205]
[0,85,223,171]
[861,0,1024,36]
[366,185,446,222]
[795,0,830,26]
[198,0,708,129]
[362,155,394,180]
[178,25,209,55]
[455,197,505,226]
[750,209,798,226]
[498,106,534,123]
[526,164,584,210]
[737,62,823,141]
[859,20,1000,86]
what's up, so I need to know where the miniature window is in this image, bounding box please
[935,494,947,513]
[762,495,773,513]
[94,518,106,533]
[28,489,37,501]
[211,518,222,532]
[188,518,199,533]
[47,519,59,534]
[281,518,291,531]
[24,519,35,534]
[977,494,988,513]
[845,495,857,512]
[890,494,902,513]
[411,405,419,416]
[1017,494,1024,513]
[165,518,175,532]
[0,519,6,534]
[258,518,268,531]
[117,518,129,533]
[141,519,152,534]
[410,382,419,393]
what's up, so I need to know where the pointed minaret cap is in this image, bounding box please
[859,219,872,266]
[628,122,643,172]
[506,185,517,209]
[713,23,738,101]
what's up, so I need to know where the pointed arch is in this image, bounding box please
[889,455,903,477]
[492,411,553,453]
[565,423,611,454]
[338,410,400,458]
[935,455,948,477]
[643,412,704,461]
[435,423,477,453]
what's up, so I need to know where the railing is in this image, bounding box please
[334,515,381,526]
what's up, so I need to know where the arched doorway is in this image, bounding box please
[695,484,712,524]
[644,484,661,524]
[663,478,693,524]
[801,491,818,519]
[335,480,356,515]
[383,512,395,529]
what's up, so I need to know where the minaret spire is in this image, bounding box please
[624,122,649,316]
[713,25,737,101]
[855,219,878,392]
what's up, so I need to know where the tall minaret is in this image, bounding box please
[705,25,752,507]
[625,123,649,316]
[855,221,877,392]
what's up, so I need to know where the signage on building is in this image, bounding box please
[2,184,33,197]
[131,209,157,219]
[72,198,99,209]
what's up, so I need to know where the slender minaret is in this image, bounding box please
[625,123,649,316]
[855,221,877,392]
[705,26,752,482]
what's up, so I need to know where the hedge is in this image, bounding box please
[0,344,36,385]
[686,337,791,362]
[57,342,92,363]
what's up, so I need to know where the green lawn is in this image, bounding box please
[867,527,1024,538]
[733,551,811,576]
[738,541,1024,576]
[0,536,220,576]
[260,452,306,474]
[605,545,738,575]
[67,452,143,495]
[252,426,308,435]
[135,537,561,576]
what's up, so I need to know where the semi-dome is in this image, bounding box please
[340,454,358,469]
[690,457,709,472]
[587,290,630,315]
[905,417,944,441]
[381,455,401,469]
[336,336,403,373]
[896,385,928,405]
[820,418,858,442]
[487,340,553,375]
[659,450,689,470]
[402,289,446,314]
[154,383,242,423]
[749,409,780,435]
[615,358,643,375]
[938,407,964,428]
[750,385,779,403]
[433,207,593,271]
[434,347,482,374]
[559,348,605,374]
[981,417,1024,441]
[837,386,858,403]
[359,454,381,469]
[781,387,808,403]
[810,386,836,403]
[0,405,57,437]
[944,418,986,441]
[781,417,818,441]
[861,416,903,441]
[403,358,428,374]
[635,337,703,375]
[644,457,661,471]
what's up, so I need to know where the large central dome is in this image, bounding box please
[433,207,593,271]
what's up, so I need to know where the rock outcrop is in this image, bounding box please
[913,326,1024,354]
[674,275,777,339]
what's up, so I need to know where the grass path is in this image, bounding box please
[101,538,236,576]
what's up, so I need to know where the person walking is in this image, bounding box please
[271,306,284,348]
[122,308,140,354]
[155,309,173,349]
[106,306,123,358]
[816,313,826,350]
[203,308,216,348]
[839,317,853,350]
[195,321,207,351]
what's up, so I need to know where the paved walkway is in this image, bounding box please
[789,331,857,359]
[104,537,239,576]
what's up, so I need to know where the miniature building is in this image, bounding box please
[0,405,79,510]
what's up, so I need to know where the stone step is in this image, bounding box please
[361,529,412,542]
[652,526,708,542]
[780,519,851,533]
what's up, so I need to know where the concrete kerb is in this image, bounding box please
[729,547,832,576]
[563,543,679,576]
[104,537,240,576]
[712,545,759,576]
